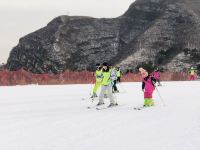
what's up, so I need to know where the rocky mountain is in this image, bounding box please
[6,0,200,73]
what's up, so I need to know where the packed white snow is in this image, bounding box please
[0,81,200,150]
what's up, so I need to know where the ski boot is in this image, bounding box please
[90,93,98,98]
[108,103,118,108]
[96,102,105,106]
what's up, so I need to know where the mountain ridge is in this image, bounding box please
[6,0,200,73]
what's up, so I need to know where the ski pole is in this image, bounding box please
[90,84,95,103]
[81,82,94,101]
[89,82,94,96]
[155,86,165,106]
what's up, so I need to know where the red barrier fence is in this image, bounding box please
[0,69,190,86]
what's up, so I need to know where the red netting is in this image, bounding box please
[0,69,189,86]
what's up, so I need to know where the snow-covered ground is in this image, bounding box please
[0,81,200,150]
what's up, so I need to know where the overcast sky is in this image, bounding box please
[0,0,135,63]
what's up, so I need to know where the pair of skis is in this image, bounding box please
[87,104,119,110]
[84,97,147,111]
[133,107,145,110]
[88,105,145,110]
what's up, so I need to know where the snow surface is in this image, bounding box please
[0,81,200,150]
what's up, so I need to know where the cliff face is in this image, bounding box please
[7,0,200,73]
[118,0,200,71]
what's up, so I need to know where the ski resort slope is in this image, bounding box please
[0,81,200,150]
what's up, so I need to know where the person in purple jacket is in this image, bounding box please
[139,68,156,107]
[152,68,162,86]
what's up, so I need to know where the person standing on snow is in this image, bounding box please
[110,66,119,93]
[152,68,161,86]
[91,63,103,98]
[139,68,156,107]
[116,67,121,82]
[97,62,117,107]
[189,67,196,81]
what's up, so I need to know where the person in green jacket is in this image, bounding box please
[97,62,117,107]
[116,67,121,82]
[189,67,196,80]
[91,63,103,98]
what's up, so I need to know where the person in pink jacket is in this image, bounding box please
[152,68,161,86]
[139,68,156,107]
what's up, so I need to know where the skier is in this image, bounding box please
[189,67,196,81]
[91,63,103,98]
[110,66,119,93]
[116,67,121,82]
[139,67,156,107]
[152,68,161,86]
[97,62,117,107]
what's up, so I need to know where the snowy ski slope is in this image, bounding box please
[0,81,200,150]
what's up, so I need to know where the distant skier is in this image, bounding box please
[91,63,103,98]
[110,66,119,93]
[116,67,121,82]
[139,67,156,107]
[152,68,161,86]
[189,67,196,81]
[97,62,117,107]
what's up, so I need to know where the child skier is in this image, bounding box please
[152,68,161,86]
[97,62,117,107]
[189,67,196,81]
[91,63,103,98]
[139,67,156,107]
[110,66,119,93]
[116,67,121,82]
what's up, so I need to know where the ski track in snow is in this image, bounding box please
[0,81,200,150]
